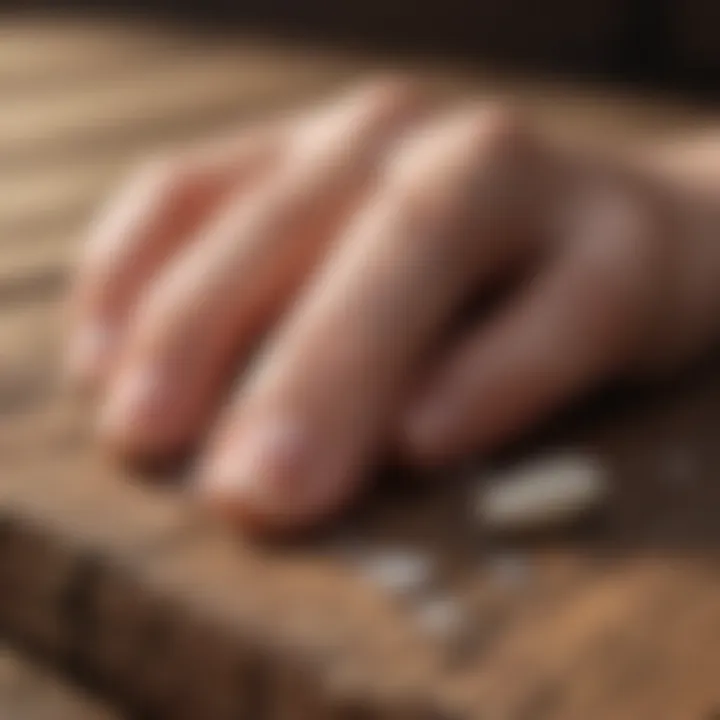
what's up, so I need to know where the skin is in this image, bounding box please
[66,78,720,534]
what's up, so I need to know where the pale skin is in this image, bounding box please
[66,78,720,533]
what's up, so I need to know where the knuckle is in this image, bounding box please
[380,102,531,235]
[84,154,196,267]
[460,104,536,204]
[131,154,200,206]
[352,74,425,114]
[386,101,530,190]
[380,160,445,235]
[378,180,462,259]
[463,102,527,160]
[293,75,425,162]
[129,270,184,351]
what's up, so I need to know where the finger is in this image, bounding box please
[403,184,666,463]
[100,78,425,460]
[198,106,541,532]
[66,127,280,388]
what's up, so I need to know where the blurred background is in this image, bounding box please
[2,0,719,95]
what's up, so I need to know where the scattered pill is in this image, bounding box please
[486,551,530,590]
[413,596,469,650]
[414,596,482,669]
[356,548,436,597]
[476,452,609,535]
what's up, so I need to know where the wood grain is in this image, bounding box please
[0,16,719,720]
[0,640,119,720]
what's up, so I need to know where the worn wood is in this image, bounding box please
[1,16,720,720]
[0,640,120,719]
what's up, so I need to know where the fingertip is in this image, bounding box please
[197,417,356,534]
[344,73,428,115]
[97,366,190,463]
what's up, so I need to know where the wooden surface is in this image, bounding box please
[1,15,720,720]
[0,641,118,720]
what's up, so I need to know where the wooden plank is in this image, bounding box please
[2,360,720,718]
[2,268,720,719]
[0,41,358,168]
[0,641,119,720]
[0,163,118,244]
[0,18,168,78]
[0,18,198,101]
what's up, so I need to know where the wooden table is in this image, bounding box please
[1,15,720,720]
[0,642,117,720]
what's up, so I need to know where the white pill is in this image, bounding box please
[413,596,466,641]
[357,548,435,597]
[476,452,608,534]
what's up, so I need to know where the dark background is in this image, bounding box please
[2,0,718,97]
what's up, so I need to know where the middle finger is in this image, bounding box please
[201,106,541,530]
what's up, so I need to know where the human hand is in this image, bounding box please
[66,78,720,533]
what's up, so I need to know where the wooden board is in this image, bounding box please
[0,640,119,719]
[1,15,720,720]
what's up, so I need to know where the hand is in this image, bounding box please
[66,78,720,533]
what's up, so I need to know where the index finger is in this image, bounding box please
[66,125,281,388]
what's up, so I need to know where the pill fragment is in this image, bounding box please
[356,548,436,598]
[411,595,483,667]
[486,551,530,590]
[476,452,608,535]
[413,596,466,642]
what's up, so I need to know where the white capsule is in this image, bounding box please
[477,452,608,534]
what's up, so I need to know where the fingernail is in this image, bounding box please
[65,324,115,386]
[99,367,166,437]
[203,418,327,519]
